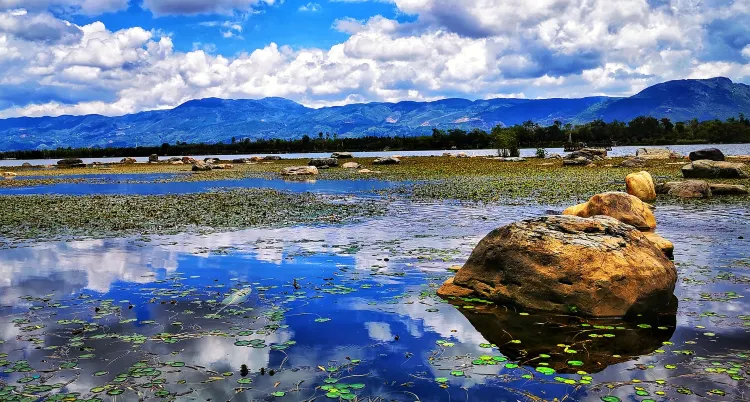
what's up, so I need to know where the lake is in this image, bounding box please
[2,143,750,166]
[0,173,748,401]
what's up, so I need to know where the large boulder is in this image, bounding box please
[120,157,137,164]
[563,192,656,231]
[657,180,712,198]
[682,160,748,179]
[308,158,338,168]
[636,147,681,159]
[625,171,656,201]
[331,152,353,159]
[373,157,400,165]
[192,161,212,172]
[281,166,319,176]
[437,215,677,317]
[689,148,724,162]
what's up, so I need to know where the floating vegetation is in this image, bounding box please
[0,189,384,243]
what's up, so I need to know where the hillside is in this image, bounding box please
[0,77,748,151]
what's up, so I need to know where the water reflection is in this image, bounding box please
[454,301,677,373]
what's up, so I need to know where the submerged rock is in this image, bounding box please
[626,171,656,201]
[689,148,725,161]
[308,158,338,168]
[373,157,400,165]
[437,215,677,317]
[331,152,353,159]
[682,160,748,179]
[563,192,656,231]
[281,166,319,176]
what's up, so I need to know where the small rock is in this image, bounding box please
[373,157,400,165]
[149,154,159,163]
[501,157,526,162]
[212,164,233,170]
[169,160,184,165]
[281,166,318,176]
[563,157,592,166]
[167,157,182,163]
[342,162,361,169]
[264,155,282,161]
[192,161,212,172]
[636,147,681,159]
[57,158,84,166]
[120,157,137,164]
[331,152,353,159]
[358,169,380,173]
[309,158,338,168]
[21,162,32,167]
[182,157,196,164]
[1,171,17,177]
[204,157,220,164]
[689,148,725,162]
[619,157,647,168]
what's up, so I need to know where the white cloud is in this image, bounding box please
[298,2,320,12]
[0,0,748,118]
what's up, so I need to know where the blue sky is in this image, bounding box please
[0,0,748,118]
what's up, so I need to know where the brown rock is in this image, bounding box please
[662,180,712,198]
[342,162,361,169]
[709,183,749,196]
[181,157,196,164]
[120,157,137,164]
[437,215,677,317]
[619,157,647,168]
[191,161,212,172]
[626,171,656,202]
[437,277,475,297]
[563,192,656,231]
[643,232,674,259]
[682,160,748,179]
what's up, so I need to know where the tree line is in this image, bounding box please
[1,115,749,160]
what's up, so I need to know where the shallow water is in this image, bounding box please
[0,188,748,401]
[2,143,750,166]
[0,176,401,196]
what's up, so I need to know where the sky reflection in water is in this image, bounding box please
[0,198,748,401]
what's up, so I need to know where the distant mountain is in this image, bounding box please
[1,77,748,151]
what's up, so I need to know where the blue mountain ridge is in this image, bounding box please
[1,77,748,151]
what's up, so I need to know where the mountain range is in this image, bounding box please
[1,77,748,151]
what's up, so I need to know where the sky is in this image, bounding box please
[0,0,748,118]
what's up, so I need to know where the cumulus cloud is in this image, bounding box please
[0,0,748,118]
[298,2,320,12]
[0,9,83,43]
